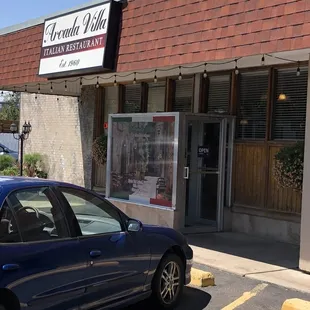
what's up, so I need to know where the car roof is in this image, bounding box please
[0,176,82,192]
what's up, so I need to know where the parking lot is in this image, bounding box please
[124,264,310,310]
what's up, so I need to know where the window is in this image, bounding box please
[207,75,231,114]
[272,67,308,140]
[7,187,69,242]
[104,86,118,125]
[0,202,21,243]
[60,188,122,236]
[109,116,175,208]
[123,84,142,113]
[172,78,193,112]
[147,81,166,112]
[237,71,269,140]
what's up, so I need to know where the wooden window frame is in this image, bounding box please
[118,83,147,113]
[166,75,195,112]
[199,72,233,114]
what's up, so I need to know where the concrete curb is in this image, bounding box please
[190,267,215,287]
[281,298,310,310]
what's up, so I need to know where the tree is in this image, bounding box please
[0,92,20,121]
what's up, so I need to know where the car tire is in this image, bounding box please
[0,305,6,310]
[152,253,185,309]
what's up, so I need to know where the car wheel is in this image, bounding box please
[152,253,185,309]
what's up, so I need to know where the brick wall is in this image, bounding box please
[20,85,95,188]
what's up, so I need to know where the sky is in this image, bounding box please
[0,0,92,29]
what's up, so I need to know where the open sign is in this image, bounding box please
[197,146,210,158]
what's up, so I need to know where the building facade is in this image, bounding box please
[1,0,310,272]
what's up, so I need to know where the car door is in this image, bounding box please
[0,186,88,310]
[55,186,151,307]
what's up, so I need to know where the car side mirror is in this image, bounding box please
[127,219,142,232]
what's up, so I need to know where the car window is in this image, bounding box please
[59,187,122,236]
[7,187,70,242]
[0,201,22,243]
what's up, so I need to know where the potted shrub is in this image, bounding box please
[273,142,304,192]
[92,135,108,166]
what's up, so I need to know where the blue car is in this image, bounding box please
[0,143,18,161]
[0,177,193,310]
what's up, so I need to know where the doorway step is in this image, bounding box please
[181,225,217,235]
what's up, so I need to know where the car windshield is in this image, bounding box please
[0,143,14,153]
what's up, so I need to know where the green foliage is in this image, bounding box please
[1,166,19,176]
[92,135,108,166]
[0,92,20,120]
[273,142,304,192]
[0,155,15,171]
[23,153,47,178]
[0,152,48,178]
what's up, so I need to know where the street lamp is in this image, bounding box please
[10,121,32,176]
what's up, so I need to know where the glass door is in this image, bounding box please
[185,116,230,231]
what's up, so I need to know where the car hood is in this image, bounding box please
[142,224,188,246]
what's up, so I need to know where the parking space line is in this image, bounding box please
[221,283,268,310]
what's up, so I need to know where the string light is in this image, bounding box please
[297,61,301,76]
[2,54,305,94]
[154,69,158,83]
[234,59,239,75]
[203,63,208,78]
[261,54,265,66]
[178,66,182,80]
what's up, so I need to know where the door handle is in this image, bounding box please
[89,250,102,258]
[2,264,20,271]
[184,167,189,179]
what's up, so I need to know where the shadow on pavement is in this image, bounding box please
[123,287,211,309]
[187,232,299,269]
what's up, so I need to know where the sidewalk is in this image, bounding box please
[186,232,310,294]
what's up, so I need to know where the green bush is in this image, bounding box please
[1,166,19,176]
[23,153,47,178]
[0,155,15,171]
[92,135,108,166]
[273,142,304,192]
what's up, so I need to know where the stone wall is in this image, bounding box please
[20,86,96,188]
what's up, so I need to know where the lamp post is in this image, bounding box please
[10,121,32,177]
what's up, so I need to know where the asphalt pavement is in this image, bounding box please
[123,263,310,310]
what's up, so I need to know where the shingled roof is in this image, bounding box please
[1,0,310,87]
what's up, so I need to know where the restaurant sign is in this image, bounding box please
[38,1,122,78]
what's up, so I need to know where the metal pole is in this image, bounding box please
[20,135,24,177]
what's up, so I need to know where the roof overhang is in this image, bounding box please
[1,49,309,97]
